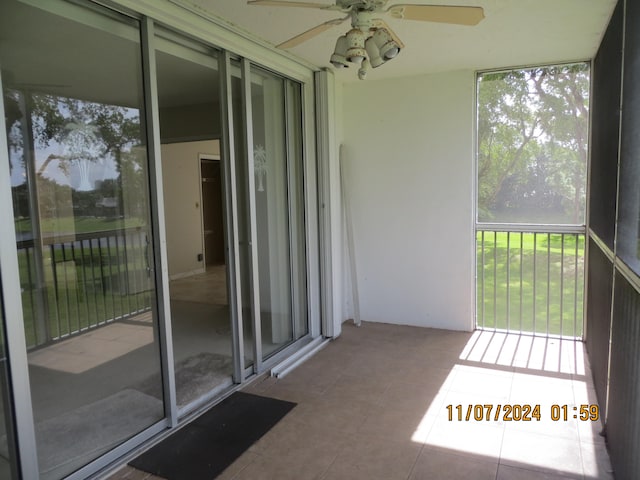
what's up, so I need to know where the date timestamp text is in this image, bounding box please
[446,404,600,422]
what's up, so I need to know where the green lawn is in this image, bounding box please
[476,231,585,337]
[15,216,146,236]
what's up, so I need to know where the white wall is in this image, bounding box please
[341,70,475,331]
[161,140,220,279]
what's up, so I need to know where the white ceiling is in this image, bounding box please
[190,0,617,82]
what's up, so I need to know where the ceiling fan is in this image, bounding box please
[247,0,484,79]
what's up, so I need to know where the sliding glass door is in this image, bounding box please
[154,27,235,409]
[248,67,308,360]
[1,1,165,478]
[0,0,314,477]
[225,60,309,372]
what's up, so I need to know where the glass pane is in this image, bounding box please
[1,1,164,477]
[155,29,233,407]
[477,64,590,225]
[250,67,295,359]
[0,282,18,479]
[231,60,254,368]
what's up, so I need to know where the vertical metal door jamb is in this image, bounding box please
[314,70,334,338]
[241,59,264,372]
[284,81,299,340]
[220,52,246,383]
[141,17,178,426]
[0,63,40,480]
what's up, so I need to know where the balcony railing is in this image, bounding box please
[17,227,153,349]
[476,227,585,338]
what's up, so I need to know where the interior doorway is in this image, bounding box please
[200,157,225,267]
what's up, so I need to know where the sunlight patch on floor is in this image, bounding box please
[460,329,587,375]
[410,331,610,478]
[28,317,154,374]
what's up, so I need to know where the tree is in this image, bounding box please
[477,64,589,224]
[4,89,146,221]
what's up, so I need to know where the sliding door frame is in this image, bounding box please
[0,1,321,477]
[141,15,178,429]
[0,62,40,480]
[220,51,248,384]
[241,58,265,374]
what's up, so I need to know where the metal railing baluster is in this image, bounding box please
[70,242,83,334]
[574,234,579,338]
[546,233,551,336]
[519,232,523,333]
[97,238,109,325]
[105,236,117,321]
[50,244,62,340]
[79,240,91,329]
[533,232,537,334]
[84,239,99,327]
[507,231,511,331]
[24,246,37,345]
[481,231,485,329]
[114,233,125,318]
[493,231,497,330]
[560,234,565,336]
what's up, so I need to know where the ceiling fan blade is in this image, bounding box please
[387,4,484,26]
[371,18,405,48]
[277,16,347,48]
[248,1,337,10]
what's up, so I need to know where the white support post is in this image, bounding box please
[315,70,342,338]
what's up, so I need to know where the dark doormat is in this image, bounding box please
[129,392,296,480]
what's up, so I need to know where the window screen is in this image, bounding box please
[477,64,590,225]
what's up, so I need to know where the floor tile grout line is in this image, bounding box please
[405,442,426,480]
[315,434,352,480]
[496,363,516,474]
[226,452,261,480]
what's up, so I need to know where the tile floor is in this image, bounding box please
[110,321,614,480]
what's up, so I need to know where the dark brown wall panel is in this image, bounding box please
[607,272,640,480]
[589,2,624,250]
[617,0,640,275]
[588,2,640,479]
[589,1,623,249]
[586,239,613,411]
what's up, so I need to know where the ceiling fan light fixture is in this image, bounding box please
[383,45,400,59]
[330,35,350,68]
[372,28,401,61]
[345,28,367,64]
[365,36,385,68]
[358,58,370,80]
[348,50,367,64]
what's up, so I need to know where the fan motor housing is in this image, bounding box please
[337,0,388,12]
